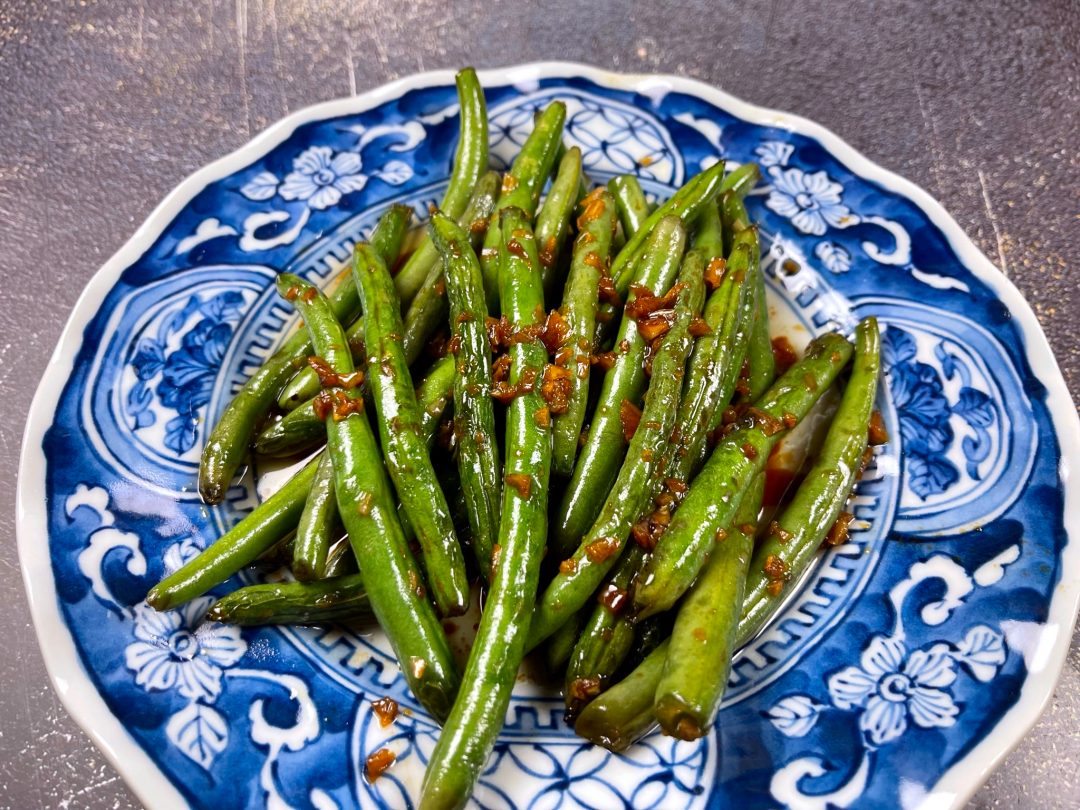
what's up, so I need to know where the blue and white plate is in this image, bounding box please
[18,63,1080,809]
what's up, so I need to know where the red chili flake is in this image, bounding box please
[803,372,818,392]
[534,406,551,428]
[301,286,318,303]
[763,554,790,584]
[540,364,573,414]
[284,285,301,301]
[307,355,340,387]
[868,410,889,445]
[568,676,602,701]
[486,315,512,351]
[553,344,575,367]
[506,237,528,260]
[768,521,794,543]
[539,235,558,268]
[591,351,616,371]
[636,310,676,342]
[619,399,642,442]
[541,309,570,353]
[505,473,532,498]
[371,697,399,728]
[313,390,334,421]
[559,557,578,575]
[704,257,727,290]
[501,174,519,193]
[715,528,728,543]
[584,537,620,563]
[625,282,684,321]
[365,748,396,783]
[490,381,517,404]
[826,512,856,546]
[469,217,488,235]
[746,407,785,436]
[782,412,799,429]
[771,336,798,375]
[618,339,631,354]
[597,274,621,305]
[742,442,758,461]
[631,519,655,550]
[597,583,629,614]
[507,323,544,347]
[689,317,712,337]
[332,391,365,421]
[492,353,511,383]
[577,195,607,227]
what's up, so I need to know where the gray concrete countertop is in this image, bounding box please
[1,1,1077,807]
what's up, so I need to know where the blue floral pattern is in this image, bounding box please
[128,291,244,455]
[884,325,998,499]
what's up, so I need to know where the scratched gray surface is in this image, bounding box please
[1,1,1078,808]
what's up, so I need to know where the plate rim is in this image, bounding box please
[17,60,1080,809]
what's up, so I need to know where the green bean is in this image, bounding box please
[354,246,469,617]
[199,206,411,502]
[609,161,725,295]
[665,232,756,483]
[279,175,500,412]
[429,209,503,574]
[721,162,761,199]
[205,573,371,626]
[654,474,764,739]
[607,175,652,238]
[535,146,583,295]
[415,355,457,449]
[551,187,618,478]
[691,197,724,258]
[420,207,553,810]
[532,247,703,646]
[389,67,489,306]
[478,103,566,309]
[323,535,358,578]
[292,452,339,581]
[401,171,501,366]
[572,638,668,752]
[545,608,586,674]
[633,331,854,619]
[564,544,647,721]
[738,317,881,644]
[722,194,773,404]
[148,457,320,610]
[276,272,459,722]
[255,354,454,457]
[552,217,686,556]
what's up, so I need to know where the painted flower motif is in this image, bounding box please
[125,596,246,701]
[755,140,794,168]
[828,635,958,746]
[279,146,368,209]
[765,167,852,236]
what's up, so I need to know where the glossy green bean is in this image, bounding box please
[199,205,410,501]
[553,217,686,556]
[389,67,489,305]
[148,457,320,610]
[738,317,881,644]
[276,272,459,721]
[255,354,454,457]
[691,197,724,258]
[535,146,583,295]
[609,161,725,295]
[564,543,647,721]
[401,171,501,366]
[354,246,469,617]
[419,207,553,810]
[572,638,668,752]
[544,608,586,673]
[478,103,566,309]
[665,232,756,483]
[205,573,371,626]
[607,175,652,238]
[551,187,618,478]
[654,474,764,739]
[633,332,854,619]
[292,452,339,581]
[532,247,703,646]
[722,194,773,404]
[429,208,503,574]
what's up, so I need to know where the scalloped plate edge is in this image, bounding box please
[17,61,1080,810]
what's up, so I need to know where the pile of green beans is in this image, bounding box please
[146,68,889,809]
